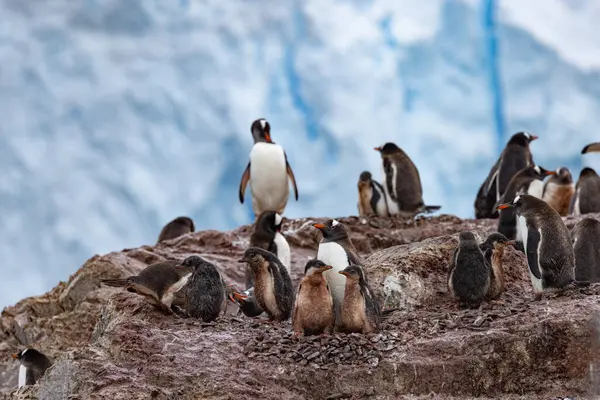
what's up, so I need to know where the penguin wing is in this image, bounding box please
[483,156,501,196]
[525,226,542,280]
[568,186,578,215]
[362,285,382,328]
[25,367,36,385]
[284,152,299,201]
[239,162,251,203]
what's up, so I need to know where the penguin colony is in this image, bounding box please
[12,121,600,387]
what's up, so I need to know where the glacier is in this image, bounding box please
[2,0,600,308]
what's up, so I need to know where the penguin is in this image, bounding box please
[357,171,389,217]
[374,143,440,217]
[582,142,600,154]
[496,165,555,239]
[496,194,578,300]
[338,265,381,334]
[247,211,291,289]
[238,118,299,217]
[229,287,265,318]
[237,247,294,321]
[12,348,52,388]
[474,131,538,219]
[571,218,600,283]
[479,233,515,300]
[157,216,195,243]
[101,259,195,314]
[292,259,335,336]
[313,219,361,325]
[447,231,490,308]
[571,167,600,215]
[542,167,575,216]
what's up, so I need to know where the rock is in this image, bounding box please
[1,214,600,399]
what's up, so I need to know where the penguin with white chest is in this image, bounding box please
[239,119,299,217]
[357,171,389,217]
[496,194,581,300]
[12,348,52,388]
[571,167,600,215]
[542,167,575,216]
[313,219,361,325]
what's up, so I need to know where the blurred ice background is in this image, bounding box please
[2,0,600,307]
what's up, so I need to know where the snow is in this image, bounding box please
[1,0,600,308]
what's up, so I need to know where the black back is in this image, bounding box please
[577,168,600,214]
[15,348,52,385]
[450,232,489,308]
[248,211,280,288]
[572,218,600,282]
[184,257,226,322]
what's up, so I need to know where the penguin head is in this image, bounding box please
[359,171,372,182]
[312,219,348,241]
[304,259,333,276]
[251,118,273,143]
[580,167,599,179]
[238,247,274,268]
[553,167,573,184]
[530,165,555,179]
[508,132,538,146]
[11,348,45,366]
[496,194,529,212]
[481,233,515,249]
[374,143,401,156]
[180,255,207,271]
[338,265,366,282]
[225,285,249,305]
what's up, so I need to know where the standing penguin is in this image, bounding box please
[447,231,490,308]
[247,211,291,288]
[571,218,600,283]
[292,259,335,336]
[496,165,555,239]
[313,219,361,324]
[474,132,538,219]
[374,143,440,217]
[157,216,195,243]
[338,265,381,334]
[238,247,294,321]
[542,167,575,216]
[571,168,600,215]
[179,256,229,322]
[12,348,52,388]
[357,171,389,217]
[239,118,299,217]
[479,233,515,300]
[496,195,578,300]
[101,260,196,314]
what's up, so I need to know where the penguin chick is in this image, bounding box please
[448,231,490,308]
[542,167,575,216]
[292,259,335,336]
[238,247,294,321]
[357,171,389,217]
[571,167,600,215]
[101,260,195,314]
[239,118,299,217]
[12,348,52,388]
[247,211,291,288]
[479,233,515,300]
[180,256,228,322]
[571,218,600,283]
[157,216,195,243]
[338,265,381,334]
[230,287,265,318]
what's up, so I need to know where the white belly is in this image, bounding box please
[373,187,389,216]
[317,242,349,305]
[274,232,291,272]
[574,189,581,216]
[161,273,192,308]
[527,180,544,199]
[18,365,26,388]
[381,164,400,215]
[249,143,289,214]
[518,215,543,293]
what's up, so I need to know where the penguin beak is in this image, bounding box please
[232,292,248,302]
[313,223,326,230]
[374,147,382,152]
[338,271,350,278]
[264,133,272,143]
[496,203,513,210]
[237,259,246,264]
[545,170,556,176]
[11,353,18,359]
[530,135,539,141]
[319,265,333,272]
[502,240,516,247]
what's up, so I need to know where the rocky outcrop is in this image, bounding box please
[1,214,600,399]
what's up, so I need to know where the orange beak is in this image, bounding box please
[503,240,516,246]
[313,223,326,230]
[11,354,18,359]
[374,147,381,152]
[545,170,556,175]
[264,133,272,143]
[338,271,350,277]
[496,203,513,210]
[232,292,248,301]
[530,135,539,141]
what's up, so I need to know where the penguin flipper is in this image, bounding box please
[285,153,299,201]
[25,367,36,386]
[582,142,600,154]
[525,227,542,280]
[485,168,499,198]
[239,162,251,203]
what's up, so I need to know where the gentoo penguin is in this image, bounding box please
[374,143,440,218]
[496,195,578,300]
[447,231,490,308]
[571,218,600,283]
[338,265,381,334]
[571,168,600,215]
[496,165,555,239]
[357,171,389,217]
[313,219,361,325]
[247,211,291,288]
[474,132,537,219]
[157,216,195,243]
[292,259,335,336]
[12,348,52,388]
[101,259,195,314]
[479,233,515,300]
[582,143,600,154]
[238,247,294,321]
[542,167,575,216]
[238,118,299,217]
[230,287,264,318]
[179,256,229,322]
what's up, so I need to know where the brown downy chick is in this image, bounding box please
[292,259,335,336]
[338,265,381,334]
